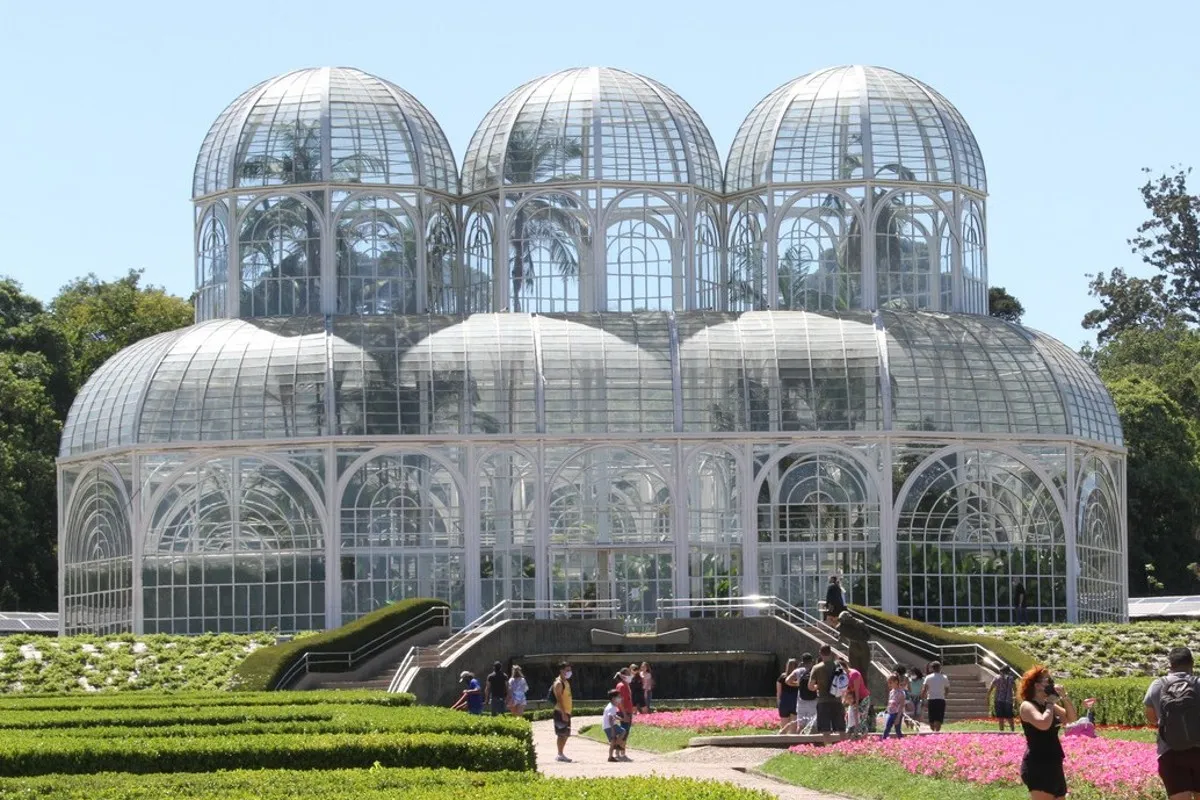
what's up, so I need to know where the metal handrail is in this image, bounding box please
[274,605,450,690]
[656,595,841,642]
[847,610,1015,675]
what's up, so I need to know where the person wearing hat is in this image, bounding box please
[453,670,483,714]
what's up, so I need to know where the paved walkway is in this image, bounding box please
[533,715,851,800]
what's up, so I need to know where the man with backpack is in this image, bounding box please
[1145,646,1200,800]
[807,644,846,733]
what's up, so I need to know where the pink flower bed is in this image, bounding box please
[789,733,1159,799]
[638,708,780,732]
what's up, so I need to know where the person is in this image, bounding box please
[785,653,818,734]
[452,670,483,715]
[990,669,1018,732]
[825,575,846,624]
[1018,664,1076,800]
[881,674,905,739]
[629,661,646,715]
[613,666,635,761]
[1145,646,1200,800]
[808,645,846,733]
[507,664,528,717]
[1014,581,1029,624]
[922,661,949,732]
[638,662,654,713]
[908,667,925,726]
[601,688,625,762]
[484,661,509,716]
[551,661,573,762]
[777,657,799,733]
[839,657,871,736]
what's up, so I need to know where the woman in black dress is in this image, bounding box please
[776,658,798,732]
[628,662,646,712]
[1017,665,1077,800]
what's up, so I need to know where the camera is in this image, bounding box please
[1045,678,1058,697]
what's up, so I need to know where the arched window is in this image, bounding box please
[694,203,722,310]
[604,193,681,311]
[874,191,946,311]
[776,193,862,311]
[239,194,322,317]
[195,204,228,321]
[507,193,589,313]
[962,200,987,314]
[63,467,133,635]
[728,199,766,311]
[426,203,457,314]
[335,195,417,315]
[463,206,494,313]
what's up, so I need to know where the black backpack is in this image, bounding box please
[797,667,817,701]
[1159,674,1200,751]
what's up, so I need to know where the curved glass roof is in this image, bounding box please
[726,65,985,194]
[63,312,1120,456]
[193,67,458,198]
[462,67,722,194]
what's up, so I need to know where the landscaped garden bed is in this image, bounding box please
[763,733,1159,800]
[581,708,780,752]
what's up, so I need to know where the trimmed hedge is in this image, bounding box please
[0,689,411,712]
[849,605,1036,673]
[0,731,532,776]
[1065,677,1155,726]
[232,598,449,690]
[0,704,532,746]
[0,770,772,800]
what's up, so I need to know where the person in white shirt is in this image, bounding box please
[921,661,950,731]
[601,689,625,763]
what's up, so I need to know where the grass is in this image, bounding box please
[953,620,1200,678]
[0,633,277,693]
[579,723,774,753]
[758,753,1026,800]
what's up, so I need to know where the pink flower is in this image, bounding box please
[638,709,780,732]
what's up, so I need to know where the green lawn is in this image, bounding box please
[579,723,774,753]
[758,753,1026,800]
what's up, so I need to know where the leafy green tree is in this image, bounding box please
[1107,376,1200,594]
[0,351,61,610]
[1092,318,1200,429]
[0,279,72,416]
[1084,167,1200,342]
[50,269,192,391]
[988,286,1025,323]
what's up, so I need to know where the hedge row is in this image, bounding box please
[1064,677,1155,726]
[232,598,449,691]
[0,769,771,800]
[0,689,412,711]
[849,605,1036,673]
[2,705,531,745]
[0,731,532,777]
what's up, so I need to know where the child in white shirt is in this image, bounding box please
[881,675,906,739]
[601,689,625,762]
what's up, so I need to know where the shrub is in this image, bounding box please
[232,598,448,691]
[0,770,771,800]
[0,689,411,712]
[849,605,1036,673]
[1066,677,1155,726]
[0,731,532,776]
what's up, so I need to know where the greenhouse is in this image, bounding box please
[58,65,1126,635]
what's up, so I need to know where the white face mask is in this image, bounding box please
[622,674,632,684]
[563,670,572,680]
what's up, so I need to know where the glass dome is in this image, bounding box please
[61,311,1122,456]
[725,65,985,194]
[193,67,458,198]
[462,67,722,194]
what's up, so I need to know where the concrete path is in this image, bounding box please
[533,715,851,800]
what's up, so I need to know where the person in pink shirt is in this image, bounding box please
[838,657,871,734]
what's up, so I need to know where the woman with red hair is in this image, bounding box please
[1017,664,1077,800]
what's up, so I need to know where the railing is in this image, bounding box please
[386,598,623,694]
[656,595,841,644]
[274,605,450,690]
[847,610,1014,676]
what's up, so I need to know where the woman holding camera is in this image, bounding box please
[1017,665,1077,800]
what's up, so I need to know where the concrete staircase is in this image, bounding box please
[939,664,993,722]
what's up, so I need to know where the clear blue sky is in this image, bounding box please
[1,0,1195,348]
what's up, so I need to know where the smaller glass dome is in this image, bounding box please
[193,67,458,198]
[462,67,722,194]
[726,65,985,193]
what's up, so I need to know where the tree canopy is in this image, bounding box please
[988,286,1024,323]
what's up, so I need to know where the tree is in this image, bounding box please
[1092,317,1200,428]
[50,270,192,391]
[1084,167,1200,342]
[1107,376,1200,595]
[988,286,1025,323]
[0,352,61,610]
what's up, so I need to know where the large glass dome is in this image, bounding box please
[462,67,722,194]
[193,67,457,197]
[726,65,984,194]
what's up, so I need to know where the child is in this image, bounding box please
[602,688,625,762]
[881,675,905,739]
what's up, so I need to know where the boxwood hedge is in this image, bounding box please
[232,598,449,690]
[0,731,532,776]
[0,769,772,800]
[0,689,412,712]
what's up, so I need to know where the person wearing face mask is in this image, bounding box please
[552,661,574,762]
[612,666,635,760]
[1018,664,1077,800]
